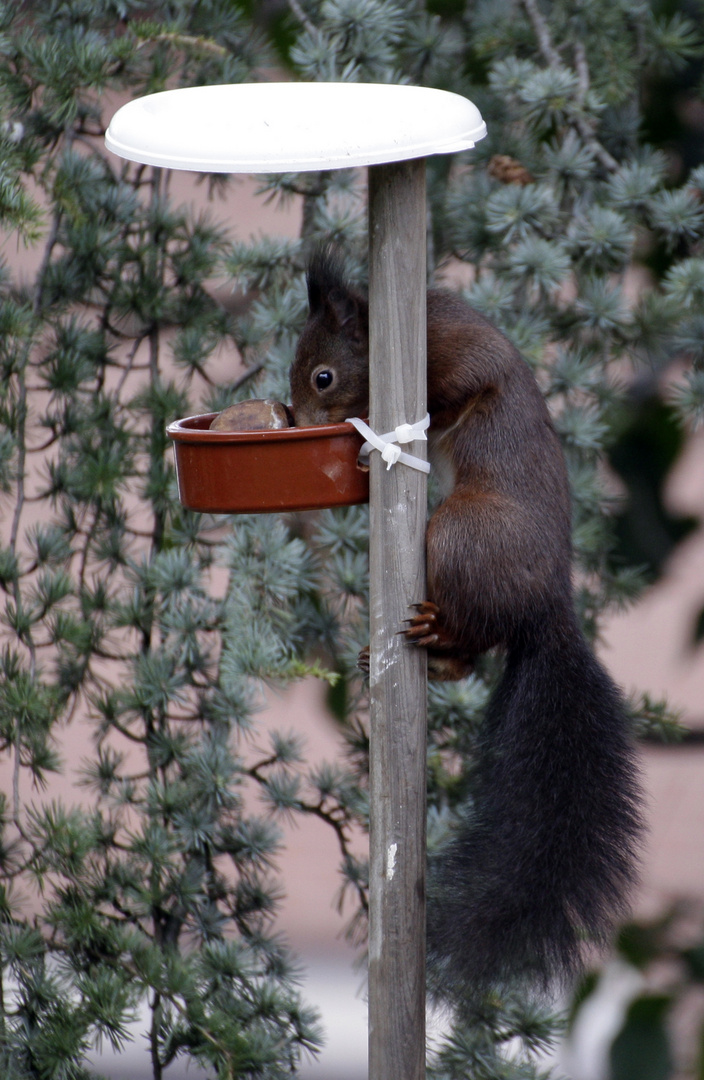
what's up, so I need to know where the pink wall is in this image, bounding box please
[3,150,704,961]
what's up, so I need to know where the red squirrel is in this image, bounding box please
[290,248,642,1000]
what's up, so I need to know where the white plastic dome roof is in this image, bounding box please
[105,81,486,173]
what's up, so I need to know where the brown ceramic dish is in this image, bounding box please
[166,413,369,514]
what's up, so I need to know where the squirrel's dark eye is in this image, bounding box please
[314,369,334,391]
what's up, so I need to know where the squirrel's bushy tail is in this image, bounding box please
[427,613,642,1001]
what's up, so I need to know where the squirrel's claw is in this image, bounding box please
[402,601,441,646]
[408,632,440,647]
[363,602,467,675]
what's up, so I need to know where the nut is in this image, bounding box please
[209,399,294,431]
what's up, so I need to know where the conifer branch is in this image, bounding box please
[137,31,229,58]
[521,0,562,67]
[520,0,619,172]
[287,0,320,42]
[574,40,590,105]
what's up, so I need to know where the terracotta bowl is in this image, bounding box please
[166,413,369,514]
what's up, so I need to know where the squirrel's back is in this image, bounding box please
[419,291,643,999]
[424,289,574,664]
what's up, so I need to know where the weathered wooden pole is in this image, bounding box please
[367,158,428,1080]
[106,78,486,1080]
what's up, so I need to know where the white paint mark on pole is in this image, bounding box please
[386,843,398,882]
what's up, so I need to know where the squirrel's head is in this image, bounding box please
[290,247,369,426]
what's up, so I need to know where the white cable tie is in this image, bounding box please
[381,442,402,468]
[345,414,431,474]
[394,422,417,444]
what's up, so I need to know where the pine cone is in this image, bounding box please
[487,154,534,186]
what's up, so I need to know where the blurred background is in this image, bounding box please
[4,3,704,1080]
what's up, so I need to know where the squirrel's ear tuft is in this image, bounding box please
[306,244,368,337]
[306,244,348,313]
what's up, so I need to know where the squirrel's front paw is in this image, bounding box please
[401,602,474,680]
[357,646,370,675]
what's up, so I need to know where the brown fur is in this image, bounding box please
[291,255,573,678]
[290,249,642,999]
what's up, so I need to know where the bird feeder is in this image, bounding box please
[106,81,486,1080]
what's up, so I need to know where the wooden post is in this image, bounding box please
[367,158,428,1080]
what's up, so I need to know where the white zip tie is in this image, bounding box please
[345,414,431,474]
